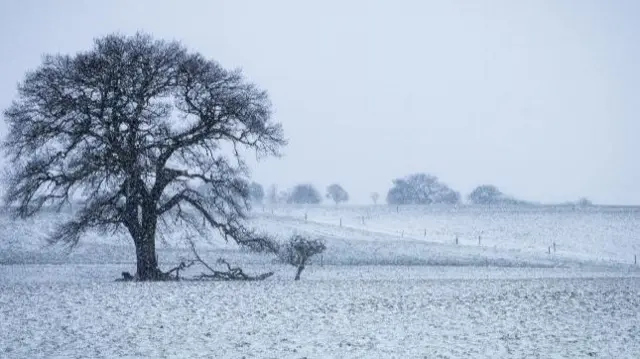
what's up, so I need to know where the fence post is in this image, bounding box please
[304,212,308,222]
[424,229,427,237]
[553,242,556,252]
[455,236,458,245]
[635,254,637,265]
[339,218,342,227]
[548,246,551,254]
[478,235,481,246]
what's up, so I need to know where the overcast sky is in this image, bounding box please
[1,0,639,205]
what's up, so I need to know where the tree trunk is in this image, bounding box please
[132,206,163,281]
[135,237,162,280]
[294,264,305,280]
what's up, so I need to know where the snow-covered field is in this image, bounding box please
[1,265,639,358]
[1,205,640,358]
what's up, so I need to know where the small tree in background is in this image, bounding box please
[386,173,460,205]
[576,197,593,207]
[326,183,349,205]
[287,184,322,204]
[467,185,504,205]
[267,184,278,204]
[467,184,529,206]
[279,234,326,280]
[249,182,265,204]
[371,192,379,205]
[277,189,291,204]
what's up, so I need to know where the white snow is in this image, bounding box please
[1,265,639,358]
[1,205,640,358]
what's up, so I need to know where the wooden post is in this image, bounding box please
[396,205,399,213]
[478,235,481,246]
[553,242,556,252]
[424,229,427,237]
[339,218,342,227]
[361,216,365,225]
[304,212,308,222]
[635,254,637,265]
[548,246,551,254]
[455,236,458,245]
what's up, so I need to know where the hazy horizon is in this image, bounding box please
[1,0,639,205]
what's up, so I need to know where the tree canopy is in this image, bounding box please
[467,185,505,204]
[249,182,265,204]
[287,184,322,204]
[370,192,379,205]
[326,183,349,204]
[467,184,531,206]
[1,33,286,280]
[386,173,460,205]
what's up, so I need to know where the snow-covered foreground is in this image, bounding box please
[1,265,639,358]
[1,205,640,357]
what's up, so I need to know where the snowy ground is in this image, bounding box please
[1,265,639,358]
[1,205,640,358]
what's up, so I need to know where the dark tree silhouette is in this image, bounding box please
[326,183,349,205]
[266,184,278,204]
[287,184,321,204]
[467,185,504,205]
[249,182,265,204]
[386,173,460,205]
[467,184,529,206]
[576,197,593,207]
[279,235,326,280]
[1,33,286,280]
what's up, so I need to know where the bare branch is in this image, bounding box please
[2,32,286,280]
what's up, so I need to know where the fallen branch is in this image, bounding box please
[116,237,276,282]
[165,260,196,280]
[186,238,274,281]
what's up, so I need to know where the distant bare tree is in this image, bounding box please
[287,184,321,204]
[1,33,286,280]
[467,184,529,206]
[326,183,349,205]
[249,182,265,204]
[267,184,278,204]
[386,173,460,205]
[279,235,326,280]
[371,192,379,205]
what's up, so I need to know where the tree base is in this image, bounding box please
[115,258,274,282]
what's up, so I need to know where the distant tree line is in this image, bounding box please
[248,173,593,206]
[245,182,350,205]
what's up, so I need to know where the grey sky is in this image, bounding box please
[1,0,639,205]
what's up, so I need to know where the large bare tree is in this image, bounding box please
[1,33,286,280]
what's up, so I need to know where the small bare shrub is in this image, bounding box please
[279,235,326,280]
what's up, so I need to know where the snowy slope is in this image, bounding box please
[253,205,640,267]
[1,205,639,269]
